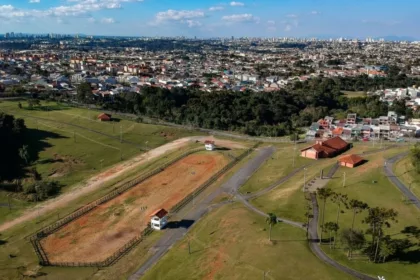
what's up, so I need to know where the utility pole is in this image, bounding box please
[343,172,346,187]
[120,149,123,161]
[120,125,123,143]
[73,131,76,143]
[303,168,307,190]
[293,136,297,167]
[8,196,11,211]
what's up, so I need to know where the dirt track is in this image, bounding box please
[0,136,245,233]
[41,153,228,263]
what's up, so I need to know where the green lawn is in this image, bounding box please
[250,158,337,223]
[318,146,420,280]
[240,143,313,194]
[0,100,199,224]
[394,155,420,198]
[142,204,353,280]
[0,145,201,280]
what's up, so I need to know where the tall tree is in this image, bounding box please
[317,187,334,243]
[348,199,369,231]
[266,213,278,241]
[76,82,92,103]
[340,228,366,259]
[323,222,339,249]
[331,193,348,228]
[363,207,398,262]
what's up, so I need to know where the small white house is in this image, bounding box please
[204,140,215,151]
[150,208,168,230]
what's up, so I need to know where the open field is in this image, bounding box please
[394,155,420,198]
[342,91,366,98]
[318,146,420,280]
[142,203,353,280]
[239,143,313,194]
[40,152,229,263]
[0,99,202,225]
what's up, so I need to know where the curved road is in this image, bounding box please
[385,152,420,209]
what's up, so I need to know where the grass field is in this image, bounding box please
[394,155,420,198]
[318,146,420,280]
[41,152,229,263]
[0,144,210,280]
[239,143,313,194]
[142,203,353,280]
[342,91,366,98]
[0,99,199,224]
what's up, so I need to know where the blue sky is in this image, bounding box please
[0,0,419,39]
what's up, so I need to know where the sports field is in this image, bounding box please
[40,152,229,263]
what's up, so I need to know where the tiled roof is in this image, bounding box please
[322,136,349,150]
[338,154,364,165]
[150,208,168,219]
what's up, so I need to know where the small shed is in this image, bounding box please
[338,154,364,168]
[204,140,215,151]
[98,113,111,121]
[150,208,168,230]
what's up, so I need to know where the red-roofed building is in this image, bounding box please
[300,137,350,160]
[97,113,111,121]
[338,154,364,168]
[150,208,168,230]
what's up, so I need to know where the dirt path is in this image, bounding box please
[0,136,245,233]
[0,136,246,233]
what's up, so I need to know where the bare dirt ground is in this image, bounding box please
[0,136,245,233]
[41,153,229,263]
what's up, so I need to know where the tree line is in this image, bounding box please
[0,112,60,202]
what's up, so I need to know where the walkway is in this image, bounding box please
[385,152,420,210]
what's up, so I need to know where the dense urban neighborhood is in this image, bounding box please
[1,34,420,280]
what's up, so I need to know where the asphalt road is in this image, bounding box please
[385,152,420,210]
[129,146,275,279]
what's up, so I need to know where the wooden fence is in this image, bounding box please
[30,144,259,267]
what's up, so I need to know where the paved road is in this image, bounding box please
[129,146,275,279]
[385,152,420,210]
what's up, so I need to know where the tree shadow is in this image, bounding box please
[216,147,231,151]
[165,219,195,229]
[25,128,68,164]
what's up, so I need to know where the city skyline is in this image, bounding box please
[0,0,419,39]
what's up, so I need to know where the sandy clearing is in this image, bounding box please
[41,153,228,263]
[0,136,246,233]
